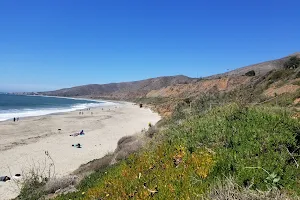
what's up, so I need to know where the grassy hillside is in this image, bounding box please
[17,55,300,199]
[47,104,300,200]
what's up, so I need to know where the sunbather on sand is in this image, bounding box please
[70,130,85,137]
[70,132,79,137]
[72,143,82,148]
[0,176,10,182]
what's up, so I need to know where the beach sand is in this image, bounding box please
[0,102,161,200]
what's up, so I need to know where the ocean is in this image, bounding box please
[0,94,109,121]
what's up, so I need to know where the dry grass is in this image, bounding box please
[115,135,137,152]
[207,177,298,200]
[113,135,145,163]
[43,175,79,194]
[17,151,56,200]
[72,154,113,176]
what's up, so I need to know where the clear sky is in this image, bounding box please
[0,0,299,92]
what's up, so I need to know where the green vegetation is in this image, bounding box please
[245,70,256,76]
[284,56,300,69]
[51,104,300,199]
[136,97,171,105]
[263,89,300,107]
[267,69,294,84]
[18,170,47,200]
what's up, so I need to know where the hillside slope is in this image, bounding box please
[40,75,195,99]
[208,52,300,78]
[40,53,300,102]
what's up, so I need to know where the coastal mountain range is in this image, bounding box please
[39,52,300,101]
[40,75,196,99]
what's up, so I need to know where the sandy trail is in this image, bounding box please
[0,102,161,200]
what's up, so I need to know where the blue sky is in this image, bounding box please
[0,0,299,92]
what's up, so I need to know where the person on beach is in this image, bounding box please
[70,130,84,136]
[0,176,10,182]
[13,117,16,122]
[72,143,82,148]
[70,132,79,136]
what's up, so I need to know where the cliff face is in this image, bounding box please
[146,76,252,99]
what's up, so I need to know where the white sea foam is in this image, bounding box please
[0,101,116,122]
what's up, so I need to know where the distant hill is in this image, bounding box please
[40,53,300,101]
[208,52,300,78]
[40,75,195,99]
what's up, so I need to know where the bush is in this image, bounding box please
[268,69,294,82]
[284,56,300,69]
[245,70,256,76]
[18,151,56,200]
[18,169,47,200]
[44,176,78,194]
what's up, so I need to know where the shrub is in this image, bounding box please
[245,70,256,76]
[296,71,300,78]
[267,69,294,83]
[44,176,78,194]
[18,168,47,200]
[284,56,300,69]
[18,151,56,200]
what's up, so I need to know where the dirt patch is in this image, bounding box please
[264,84,300,97]
[294,98,300,105]
[146,76,251,99]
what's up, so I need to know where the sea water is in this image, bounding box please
[0,94,111,121]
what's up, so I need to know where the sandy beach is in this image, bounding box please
[0,102,161,200]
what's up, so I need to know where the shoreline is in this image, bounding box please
[0,102,161,200]
[0,95,116,122]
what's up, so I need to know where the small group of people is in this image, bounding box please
[70,130,84,149]
[79,111,94,115]
[13,117,19,122]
